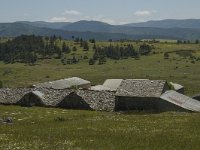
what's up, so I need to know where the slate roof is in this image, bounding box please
[31,91,45,99]
[161,90,200,112]
[91,85,113,91]
[0,88,115,111]
[116,79,167,97]
[76,90,115,111]
[36,77,91,90]
[102,79,123,91]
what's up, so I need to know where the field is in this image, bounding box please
[1,106,200,150]
[1,40,200,149]
[1,41,200,95]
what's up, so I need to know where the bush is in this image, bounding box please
[83,55,88,59]
[164,52,169,59]
[168,83,175,90]
[89,58,95,65]
[139,44,152,55]
[54,117,65,122]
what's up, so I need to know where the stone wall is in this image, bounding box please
[115,96,160,111]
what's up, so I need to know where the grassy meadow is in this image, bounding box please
[0,41,200,95]
[1,106,200,150]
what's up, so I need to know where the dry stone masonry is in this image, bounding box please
[1,77,200,112]
[0,87,115,111]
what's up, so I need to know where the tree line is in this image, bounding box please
[0,35,70,64]
[89,43,152,65]
[0,35,153,66]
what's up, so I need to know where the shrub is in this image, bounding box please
[164,52,169,59]
[139,43,152,55]
[83,56,88,59]
[168,83,175,90]
[89,58,95,65]
[54,117,65,122]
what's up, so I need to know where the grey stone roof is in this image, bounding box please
[31,91,45,99]
[0,88,73,106]
[91,85,113,91]
[36,77,91,90]
[161,90,200,112]
[76,90,115,111]
[33,88,73,106]
[0,88,115,111]
[102,79,123,91]
[116,79,167,97]
[0,88,31,104]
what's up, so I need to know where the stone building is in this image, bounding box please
[1,77,200,112]
[57,90,115,111]
[161,90,200,112]
[17,91,46,107]
[115,79,169,111]
[0,88,31,105]
[57,92,92,110]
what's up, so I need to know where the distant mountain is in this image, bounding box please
[0,23,48,37]
[0,22,139,40]
[125,19,200,29]
[1,21,200,40]
[61,20,112,32]
[16,21,71,29]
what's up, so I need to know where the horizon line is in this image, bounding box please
[1,18,200,25]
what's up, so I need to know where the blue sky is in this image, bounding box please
[0,0,200,24]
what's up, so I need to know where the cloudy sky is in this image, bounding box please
[0,0,199,24]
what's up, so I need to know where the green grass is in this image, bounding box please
[0,106,200,150]
[1,41,200,96]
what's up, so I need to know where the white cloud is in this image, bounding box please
[83,15,117,24]
[49,10,124,24]
[134,10,151,17]
[49,17,69,22]
[49,10,81,22]
[100,18,116,24]
[63,10,81,16]
[134,10,156,17]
